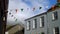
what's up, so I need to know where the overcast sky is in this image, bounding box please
[7,0,57,25]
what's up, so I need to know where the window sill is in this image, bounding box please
[40,26,44,28]
[26,29,30,31]
[52,19,58,21]
[32,28,37,30]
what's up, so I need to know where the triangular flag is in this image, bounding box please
[14,17,16,19]
[15,9,18,13]
[11,15,13,17]
[10,10,12,11]
[33,7,35,11]
[21,9,23,11]
[39,7,42,9]
[9,12,11,15]
[27,8,29,10]
[15,19,17,22]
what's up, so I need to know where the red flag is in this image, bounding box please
[33,7,35,11]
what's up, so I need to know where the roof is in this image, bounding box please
[47,3,60,12]
[6,24,24,31]
[25,12,47,21]
[6,25,17,31]
[25,3,60,21]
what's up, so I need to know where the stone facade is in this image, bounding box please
[24,0,60,34]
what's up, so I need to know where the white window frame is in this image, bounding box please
[40,16,44,27]
[53,28,55,34]
[52,13,55,20]
[40,17,42,27]
[52,11,58,20]
[27,21,30,30]
[33,20,35,29]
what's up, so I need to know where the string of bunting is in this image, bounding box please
[7,7,42,22]
[8,7,42,12]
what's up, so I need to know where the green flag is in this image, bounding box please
[21,9,23,11]
[15,19,17,22]
[39,7,42,9]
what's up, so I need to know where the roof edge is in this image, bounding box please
[25,12,47,21]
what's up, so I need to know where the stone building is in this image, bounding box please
[24,0,60,34]
[0,0,9,34]
[6,24,24,34]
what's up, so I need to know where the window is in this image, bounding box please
[27,21,30,30]
[3,17,5,21]
[52,12,58,20]
[41,32,44,34]
[33,19,37,29]
[53,27,59,34]
[40,16,44,27]
[5,32,8,34]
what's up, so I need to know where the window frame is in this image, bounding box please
[40,16,44,27]
[52,11,58,21]
[53,27,59,34]
[26,21,30,30]
[32,19,37,29]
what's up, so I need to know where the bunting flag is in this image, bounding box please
[15,9,18,13]
[9,12,11,15]
[10,10,12,11]
[39,7,42,9]
[11,15,13,17]
[14,17,16,19]
[27,8,29,10]
[8,7,43,12]
[33,7,35,11]
[21,9,23,11]
[15,19,17,22]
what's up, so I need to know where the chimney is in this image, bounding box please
[57,0,60,3]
